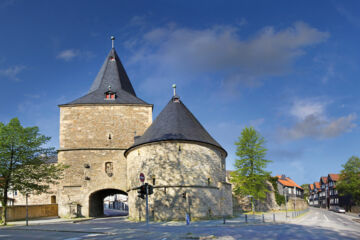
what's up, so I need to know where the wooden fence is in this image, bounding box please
[0,204,58,221]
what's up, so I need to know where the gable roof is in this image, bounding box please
[125,96,226,155]
[328,173,340,182]
[309,184,314,190]
[276,175,303,189]
[320,176,328,184]
[60,48,149,106]
[314,182,321,190]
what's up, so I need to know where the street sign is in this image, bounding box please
[139,173,145,183]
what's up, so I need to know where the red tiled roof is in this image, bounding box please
[276,175,303,189]
[321,176,328,184]
[329,173,340,181]
[309,184,314,190]
[314,182,321,190]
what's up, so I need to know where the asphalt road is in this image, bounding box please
[0,207,359,239]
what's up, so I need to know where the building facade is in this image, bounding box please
[276,175,304,199]
[308,173,345,210]
[56,42,232,220]
[319,176,328,208]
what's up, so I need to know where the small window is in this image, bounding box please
[153,178,156,185]
[105,92,116,100]
[51,195,56,204]
[207,178,211,186]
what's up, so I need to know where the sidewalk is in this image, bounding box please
[159,209,310,227]
[5,217,90,227]
[4,209,310,229]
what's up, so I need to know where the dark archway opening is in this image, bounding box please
[89,188,128,217]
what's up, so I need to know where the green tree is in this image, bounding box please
[230,126,272,212]
[0,118,66,225]
[301,184,310,201]
[337,156,360,211]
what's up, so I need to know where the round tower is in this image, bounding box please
[125,93,233,221]
[57,41,152,217]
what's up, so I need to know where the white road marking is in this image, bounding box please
[323,213,329,222]
[63,238,81,240]
[83,233,104,237]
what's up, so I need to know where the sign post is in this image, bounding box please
[139,173,149,225]
[145,183,149,225]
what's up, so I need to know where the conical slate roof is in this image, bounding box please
[61,48,148,105]
[126,96,226,155]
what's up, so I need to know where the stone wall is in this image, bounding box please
[58,104,152,217]
[59,105,152,149]
[282,198,308,211]
[126,141,232,221]
[0,204,58,221]
[232,181,280,214]
[6,182,58,206]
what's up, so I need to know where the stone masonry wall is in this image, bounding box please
[126,142,232,221]
[59,105,152,149]
[58,105,152,217]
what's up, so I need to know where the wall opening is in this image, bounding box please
[89,188,128,217]
[51,195,56,204]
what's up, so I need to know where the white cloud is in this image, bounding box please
[56,49,94,61]
[56,49,79,61]
[0,65,26,81]
[289,99,325,120]
[321,64,335,84]
[127,21,329,93]
[280,99,357,140]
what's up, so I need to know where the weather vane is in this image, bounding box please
[111,36,115,49]
[172,84,176,96]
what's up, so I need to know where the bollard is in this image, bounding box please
[273,213,275,222]
[262,214,265,223]
[245,214,248,223]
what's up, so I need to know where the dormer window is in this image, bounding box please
[105,92,116,100]
[105,87,116,100]
[105,85,116,100]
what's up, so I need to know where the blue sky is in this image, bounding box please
[1,0,360,186]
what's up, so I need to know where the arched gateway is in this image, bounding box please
[89,189,127,217]
[57,40,153,218]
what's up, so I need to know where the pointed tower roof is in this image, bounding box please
[125,94,226,156]
[61,46,149,106]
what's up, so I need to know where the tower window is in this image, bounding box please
[105,92,116,100]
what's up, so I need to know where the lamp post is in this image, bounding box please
[294,187,296,211]
[283,187,288,219]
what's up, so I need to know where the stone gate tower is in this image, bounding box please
[57,43,152,217]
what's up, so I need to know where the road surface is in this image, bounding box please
[0,207,359,239]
